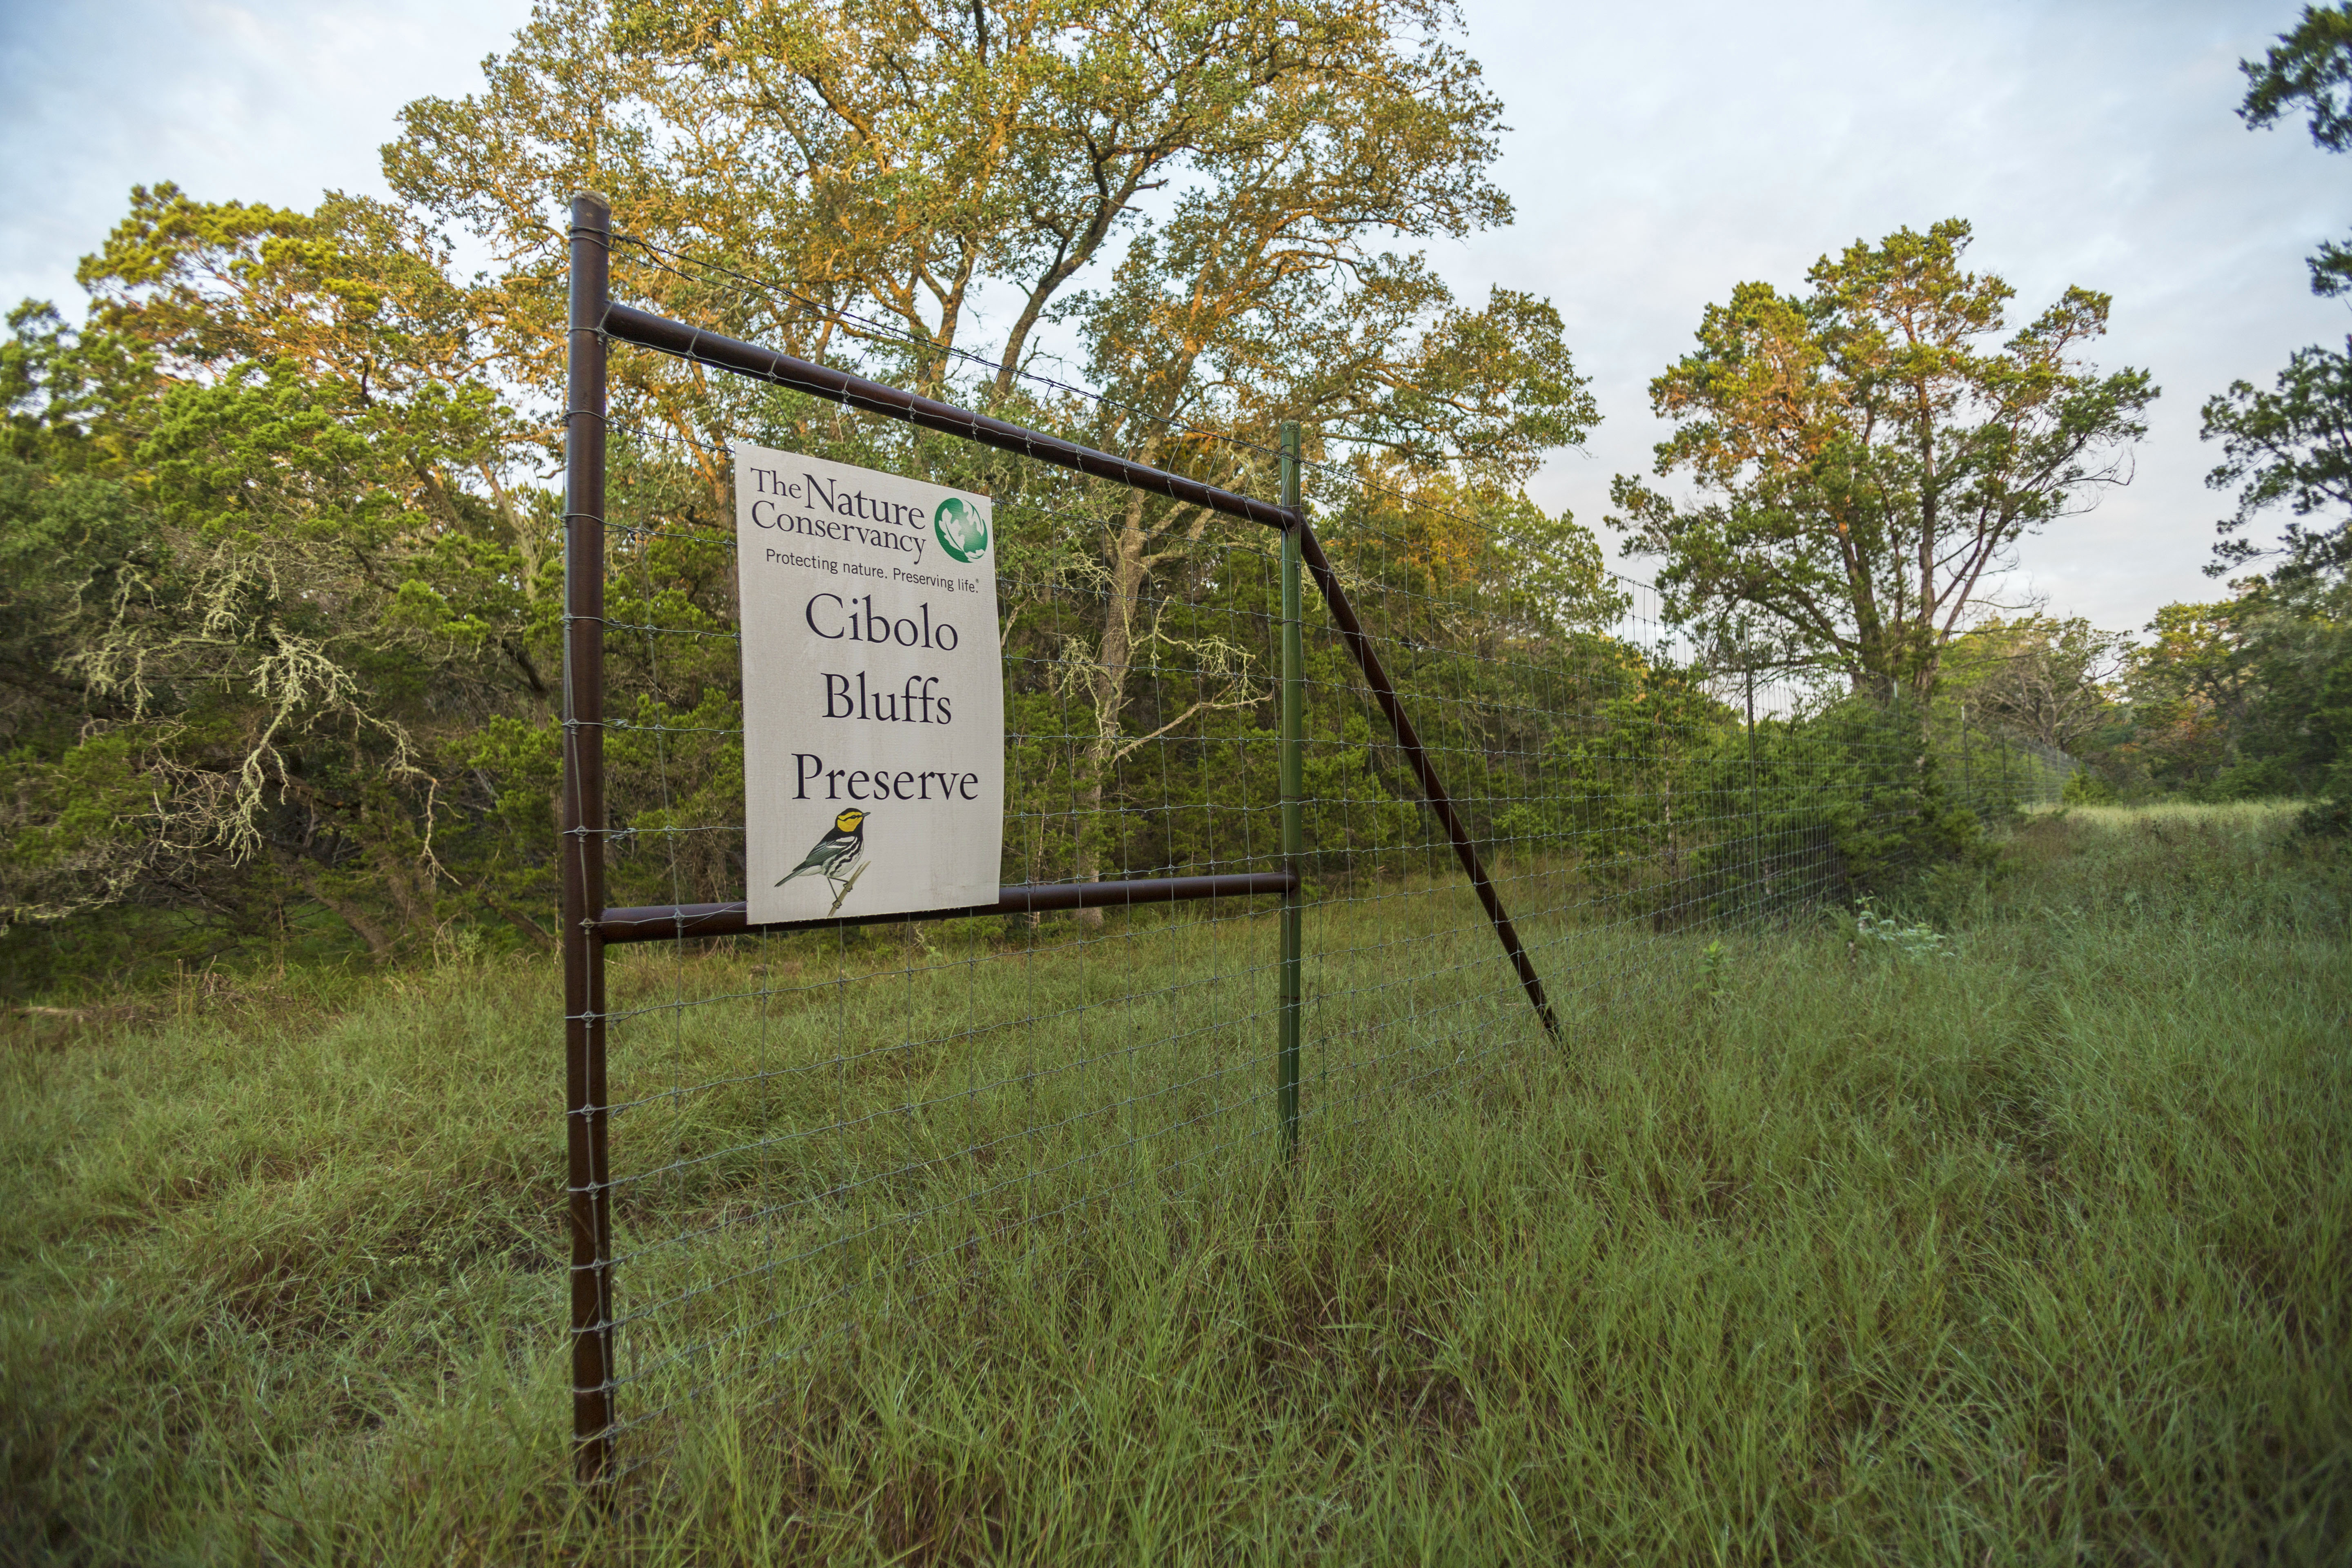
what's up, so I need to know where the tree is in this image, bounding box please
[2202,343,2352,584]
[2240,2,2352,297]
[7,3,1618,971]
[1608,220,2155,702]
[2120,589,2350,802]
[1941,614,2126,754]
[0,187,560,962]
[2187,6,2352,823]
[2206,6,2352,585]
[390,0,1603,921]
[1039,105,1598,904]
[384,0,1521,411]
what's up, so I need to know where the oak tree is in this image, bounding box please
[388,0,1602,915]
[1609,220,2154,701]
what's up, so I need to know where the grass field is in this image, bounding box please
[4,804,2348,1564]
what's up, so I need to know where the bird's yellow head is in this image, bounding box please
[834,808,868,833]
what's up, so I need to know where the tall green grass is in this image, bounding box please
[4,804,2346,1563]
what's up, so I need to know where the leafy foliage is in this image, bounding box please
[1940,615,2127,754]
[0,9,2113,992]
[2114,582,2352,804]
[2141,5,2352,816]
[2202,336,2352,587]
[2239,2,2352,295]
[1607,220,2154,702]
[2207,6,2352,588]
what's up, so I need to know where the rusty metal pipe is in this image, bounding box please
[561,192,615,1483]
[597,872,1297,945]
[599,302,1293,533]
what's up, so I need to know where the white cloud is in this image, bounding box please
[0,0,527,306]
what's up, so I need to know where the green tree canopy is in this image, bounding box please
[4,0,1624,968]
[1941,615,2126,755]
[2206,4,2352,586]
[2240,2,2352,296]
[1607,219,2155,702]
[2202,341,2352,586]
[2119,584,2350,804]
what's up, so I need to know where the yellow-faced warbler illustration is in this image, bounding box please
[777,807,870,913]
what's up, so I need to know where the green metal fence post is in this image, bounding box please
[1960,702,1971,813]
[1278,421,1304,1163]
[1743,657,1758,919]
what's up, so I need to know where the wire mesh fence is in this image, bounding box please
[560,200,2082,1479]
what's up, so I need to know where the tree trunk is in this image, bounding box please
[278,852,398,962]
[1071,491,1157,928]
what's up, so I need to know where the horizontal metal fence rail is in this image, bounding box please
[597,873,1299,944]
[601,302,1293,533]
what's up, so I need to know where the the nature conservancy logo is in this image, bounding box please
[933,496,989,564]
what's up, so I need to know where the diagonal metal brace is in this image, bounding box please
[1290,521,1560,1041]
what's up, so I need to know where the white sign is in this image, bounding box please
[733,443,1003,924]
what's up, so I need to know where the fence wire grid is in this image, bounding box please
[561,211,2082,1477]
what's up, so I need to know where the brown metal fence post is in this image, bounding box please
[562,190,615,1486]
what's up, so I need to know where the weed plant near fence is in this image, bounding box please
[560,199,2080,1478]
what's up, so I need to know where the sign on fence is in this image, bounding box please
[732,443,1003,924]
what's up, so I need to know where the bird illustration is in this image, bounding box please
[776,807,868,897]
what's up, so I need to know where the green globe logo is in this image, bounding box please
[933,497,989,564]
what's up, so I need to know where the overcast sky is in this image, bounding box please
[2,0,2341,634]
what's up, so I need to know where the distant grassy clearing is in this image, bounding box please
[4,804,2345,1563]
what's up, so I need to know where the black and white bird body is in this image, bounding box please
[777,807,868,888]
